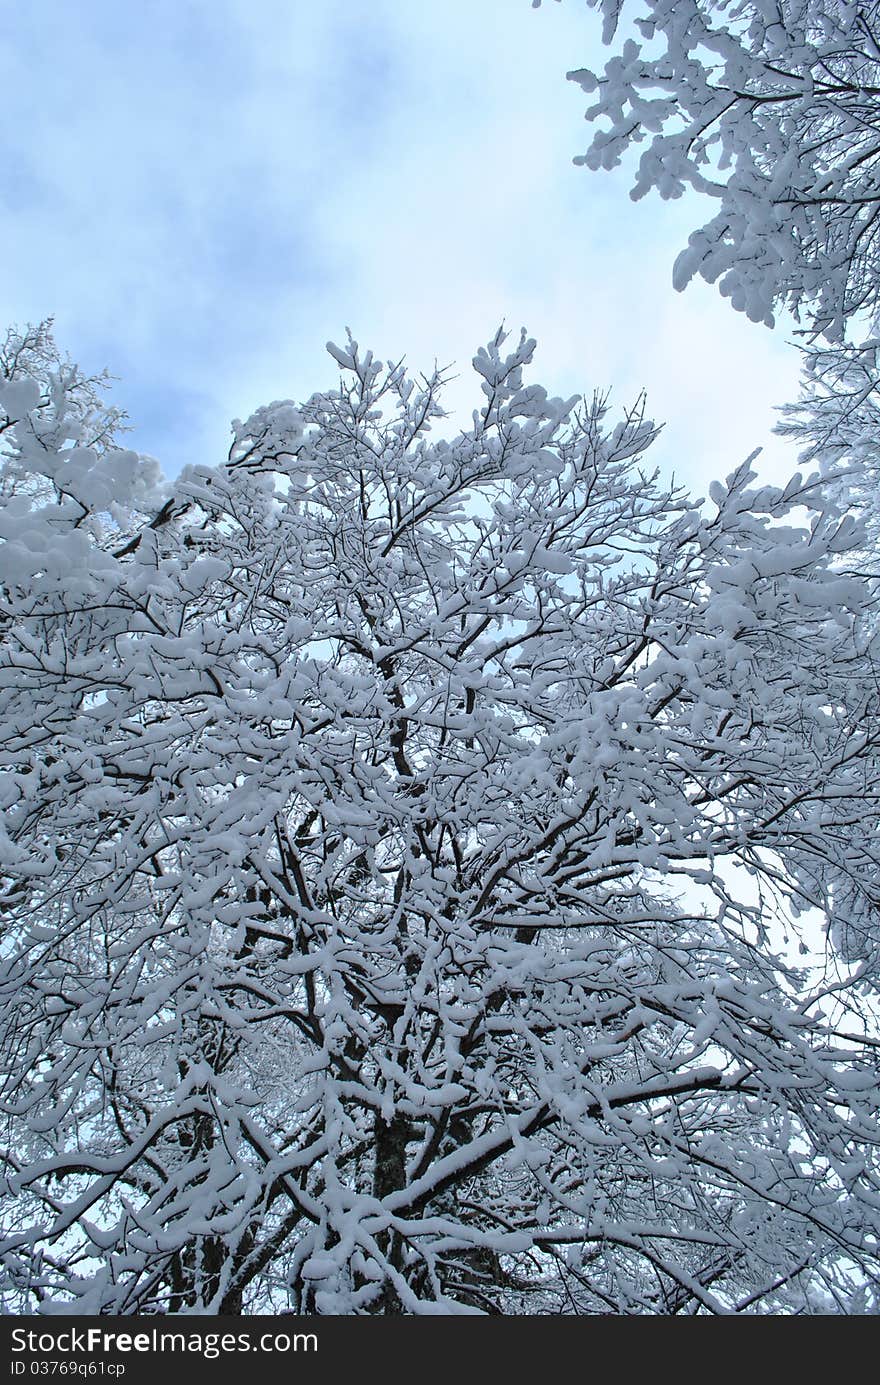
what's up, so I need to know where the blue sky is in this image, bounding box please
[2,0,804,491]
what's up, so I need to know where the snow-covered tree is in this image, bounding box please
[537,0,880,340]
[1,322,879,1315]
[775,335,880,559]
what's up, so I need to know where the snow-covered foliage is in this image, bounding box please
[537,0,880,339]
[1,322,879,1314]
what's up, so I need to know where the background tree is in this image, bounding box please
[1,322,879,1314]
[536,0,880,341]
[537,0,880,971]
[776,335,880,539]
